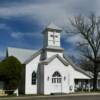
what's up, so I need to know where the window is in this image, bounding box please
[50,35,58,38]
[52,71,61,77]
[55,36,58,38]
[32,71,36,85]
[51,35,54,37]
[52,71,62,84]
[64,76,66,81]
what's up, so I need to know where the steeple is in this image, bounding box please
[41,23,63,59]
[42,23,62,49]
[46,23,62,31]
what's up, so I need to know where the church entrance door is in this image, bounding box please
[52,71,62,93]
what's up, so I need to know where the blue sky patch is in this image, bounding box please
[0,0,99,60]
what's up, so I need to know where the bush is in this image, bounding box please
[5,90,14,95]
[0,56,23,90]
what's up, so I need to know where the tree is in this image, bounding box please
[79,59,94,71]
[67,13,100,91]
[0,56,22,90]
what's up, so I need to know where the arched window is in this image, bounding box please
[52,71,61,77]
[32,71,36,85]
[52,71,62,84]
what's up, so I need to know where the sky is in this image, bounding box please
[0,0,100,60]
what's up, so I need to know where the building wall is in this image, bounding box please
[67,65,75,93]
[43,31,60,47]
[47,31,60,47]
[46,51,63,58]
[24,51,91,95]
[43,58,74,94]
[25,55,40,94]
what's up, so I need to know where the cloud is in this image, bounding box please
[10,32,41,39]
[64,48,81,59]
[0,0,99,27]
[65,34,82,43]
[0,0,100,58]
[0,24,6,29]
[0,23,10,30]
[10,32,23,39]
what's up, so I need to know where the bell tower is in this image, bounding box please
[42,23,64,59]
[43,23,62,48]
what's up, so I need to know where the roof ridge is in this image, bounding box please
[63,55,92,78]
[40,54,68,66]
[7,47,37,64]
[46,22,62,31]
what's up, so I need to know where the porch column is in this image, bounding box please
[88,80,90,92]
[97,79,99,89]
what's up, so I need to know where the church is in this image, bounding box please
[7,23,92,95]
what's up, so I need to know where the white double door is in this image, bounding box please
[52,78,62,93]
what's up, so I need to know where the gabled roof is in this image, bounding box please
[40,54,92,78]
[86,71,100,79]
[46,23,62,31]
[7,47,36,64]
[7,47,92,78]
[24,49,42,64]
[40,54,68,66]
[63,55,92,78]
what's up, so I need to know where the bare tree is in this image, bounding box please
[79,58,96,72]
[67,13,100,91]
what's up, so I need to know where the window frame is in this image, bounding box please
[32,71,37,85]
[52,71,62,84]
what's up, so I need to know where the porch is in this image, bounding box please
[74,79,92,92]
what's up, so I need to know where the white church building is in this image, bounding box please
[7,23,93,95]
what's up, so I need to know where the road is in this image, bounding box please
[1,95,100,100]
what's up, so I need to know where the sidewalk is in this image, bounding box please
[0,93,100,100]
